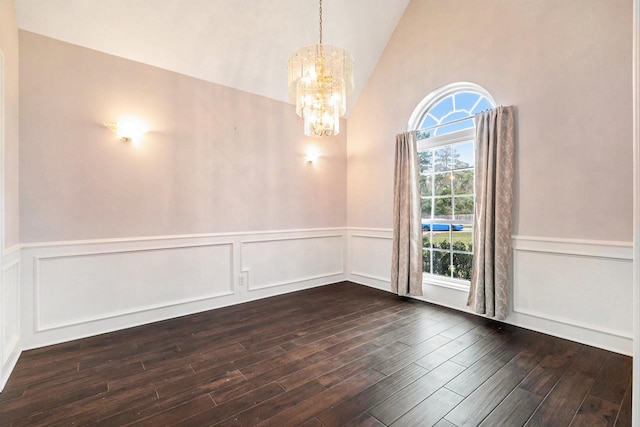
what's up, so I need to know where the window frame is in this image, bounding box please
[408,83,495,291]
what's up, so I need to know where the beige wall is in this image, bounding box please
[0,0,20,249]
[347,0,633,242]
[19,31,346,243]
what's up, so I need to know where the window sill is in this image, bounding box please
[422,275,470,292]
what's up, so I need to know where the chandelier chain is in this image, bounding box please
[319,0,323,44]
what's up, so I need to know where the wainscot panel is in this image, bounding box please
[34,243,234,332]
[242,234,345,291]
[348,231,392,284]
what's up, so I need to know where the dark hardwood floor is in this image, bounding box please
[0,282,632,426]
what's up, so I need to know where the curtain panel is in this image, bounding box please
[467,106,516,320]
[391,131,423,296]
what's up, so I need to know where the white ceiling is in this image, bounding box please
[15,0,410,113]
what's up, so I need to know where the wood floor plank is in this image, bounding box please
[211,349,331,404]
[167,382,285,427]
[1,380,109,425]
[255,369,385,427]
[525,371,595,427]
[343,413,386,427]
[439,319,487,340]
[240,347,331,380]
[240,300,395,352]
[414,330,484,370]
[615,379,632,427]
[276,342,383,391]
[519,341,580,397]
[316,363,429,426]
[12,384,158,427]
[317,341,410,388]
[369,361,466,425]
[213,380,326,426]
[589,353,633,405]
[394,315,465,347]
[449,328,511,367]
[390,387,464,427]
[97,390,214,426]
[526,345,610,427]
[299,417,327,427]
[478,387,543,427]
[570,394,619,427]
[123,393,215,427]
[444,339,549,427]
[444,338,520,397]
[373,334,452,376]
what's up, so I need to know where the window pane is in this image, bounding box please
[422,249,431,274]
[453,170,474,195]
[420,175,433,196]
[455,92,480,112]
[432,250,451,277]
[428,96,454,121]
[434,197,452,219]
[422,231,432,248]
[434,173,451,196]
[420,115,437,130]
[417,130,432,140]
[418,151,433,174]
[452,253,473,280]
[434,147,451,172]
[452,226,473,252]
[453,142,474,169]
[421,198,432,218]
[472,97,494,114]
[454,197,474,218]
[432,229,451,250]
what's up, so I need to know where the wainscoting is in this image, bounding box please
[0,246,21,391]
[347,229,633,355]
[19,229,347,350]
[0,226,633,392]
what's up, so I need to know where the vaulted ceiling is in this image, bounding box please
[15,0,410,113]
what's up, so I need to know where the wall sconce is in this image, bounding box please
[305,146,321,165]
[104,116,148,144]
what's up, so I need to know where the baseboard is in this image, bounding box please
[0,338,20,391]
[347,228,633,355]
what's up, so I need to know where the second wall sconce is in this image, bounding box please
[104,116,148,144]
[305,146,321,165]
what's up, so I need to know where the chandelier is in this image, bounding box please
[287,0,354,137]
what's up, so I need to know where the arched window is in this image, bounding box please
[408,83,495,286]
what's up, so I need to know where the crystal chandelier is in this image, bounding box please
[287,0,354,137]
